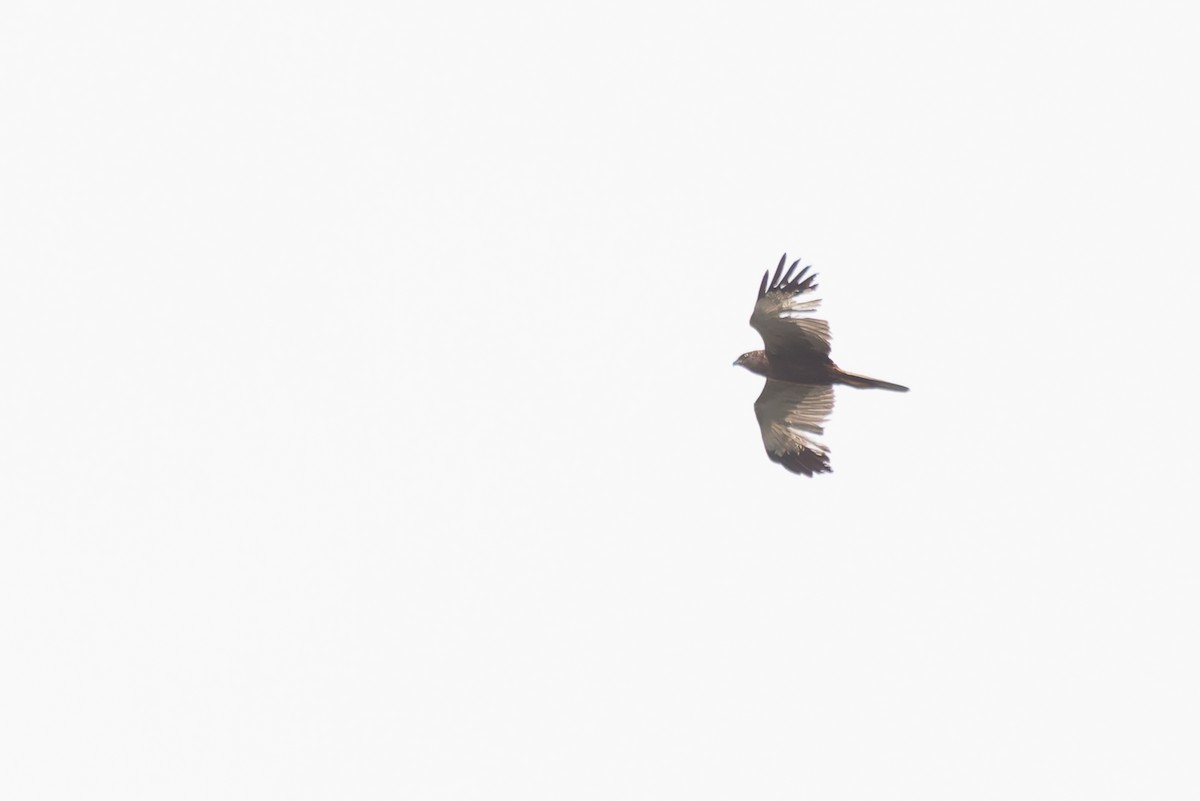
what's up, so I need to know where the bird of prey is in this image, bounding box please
[734,254,908,475]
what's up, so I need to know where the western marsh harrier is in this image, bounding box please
[735,254,908,475]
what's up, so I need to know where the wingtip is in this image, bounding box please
[771,255,786,288]
[761,253,822,297]
[775,449,833,476]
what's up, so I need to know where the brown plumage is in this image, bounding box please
[734,254,908,475]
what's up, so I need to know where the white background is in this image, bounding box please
[3,2,1199,799]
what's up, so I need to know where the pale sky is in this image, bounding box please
[3,2,1199,799]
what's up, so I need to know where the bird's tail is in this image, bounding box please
[834,368,909,392]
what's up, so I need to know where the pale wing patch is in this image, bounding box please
[753,380,836,475]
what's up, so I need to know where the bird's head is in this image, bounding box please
[733,350,769,375]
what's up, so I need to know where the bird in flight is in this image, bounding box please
[734,254,908,475]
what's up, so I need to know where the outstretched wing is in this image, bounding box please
[750,254,831,358]
[753,379,835,476]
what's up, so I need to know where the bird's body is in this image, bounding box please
[736,349,909,391]
[733,349,832,383]
[735,254,907,475]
